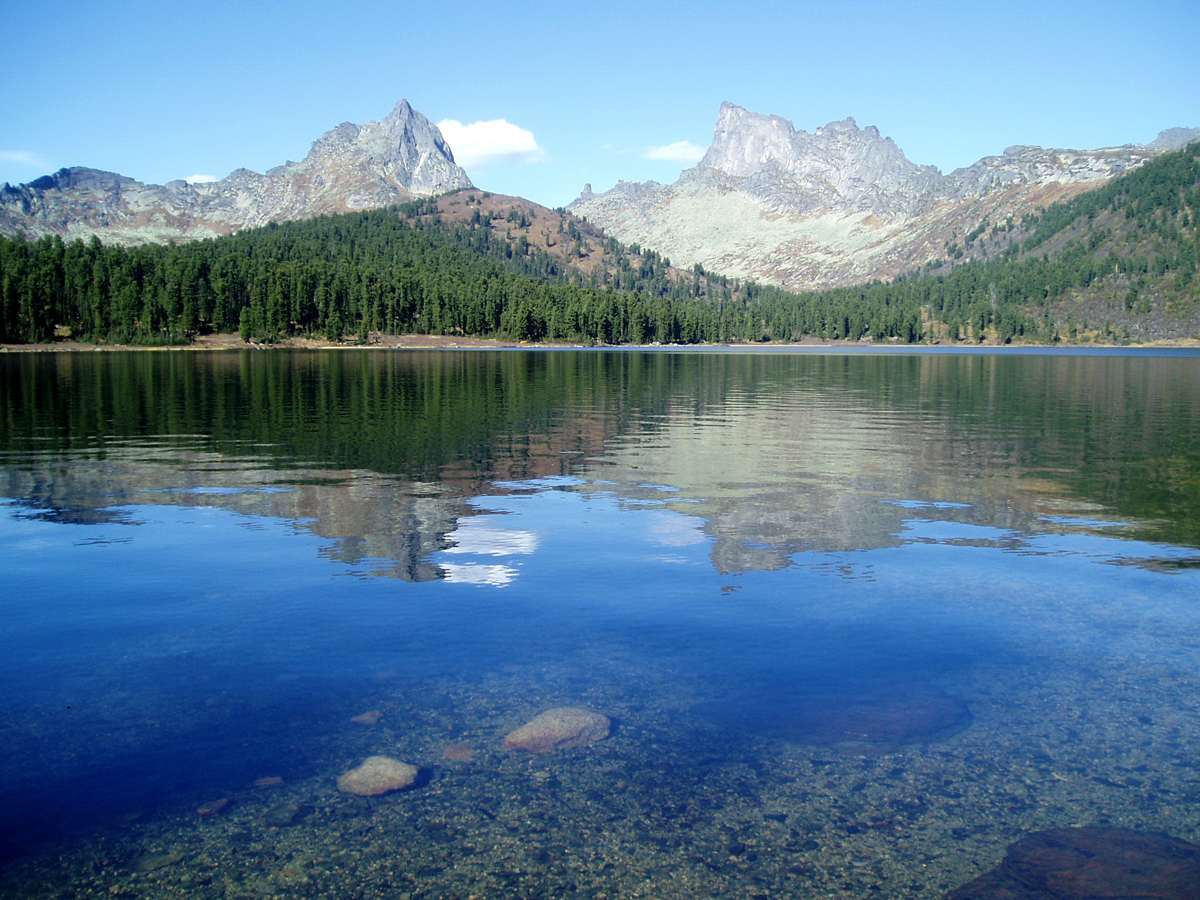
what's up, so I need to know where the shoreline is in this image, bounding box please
[3,332,1199,354]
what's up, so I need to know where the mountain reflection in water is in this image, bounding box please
[1,348,1200,900]
[6,349,1199,578]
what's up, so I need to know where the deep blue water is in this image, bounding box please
[2,348,1199,898]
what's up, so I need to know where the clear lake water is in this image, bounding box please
[1,347,1199,898]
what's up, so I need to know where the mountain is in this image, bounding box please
[3,135,1196,348]
[0,100,472,245]
[569,103,1199,291]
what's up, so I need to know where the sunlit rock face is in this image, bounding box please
[696,104,942,219]
[0,100,473,245]
[570,103,1191,291]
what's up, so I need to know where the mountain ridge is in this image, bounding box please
[0,100,472,245]
[569,104,1198,291]
[2,140,1197,347]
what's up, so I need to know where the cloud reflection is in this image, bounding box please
[436,518,540,587]
[442,520,539,557]
[440,563,519,587]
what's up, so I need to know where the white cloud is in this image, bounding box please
[0,150,49,170]
[642,141,707,164]
[436,118,545,169]
[184,174,218,184]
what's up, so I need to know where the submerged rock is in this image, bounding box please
[946,826,1200,899]
[699,684,970,747]
[503,707,611,753]
[798,687,970,745]
[336,755,419,796]
[262,801,310,827]
[196,797,229,816]
[444,741,474,761]
[132,850,185,872]
[351,710,384,725]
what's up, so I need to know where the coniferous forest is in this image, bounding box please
[1,144,1197,346]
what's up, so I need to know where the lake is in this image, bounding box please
[2,347,1200,898]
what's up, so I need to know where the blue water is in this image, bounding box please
[2,348,1199,898]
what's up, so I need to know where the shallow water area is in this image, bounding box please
[2,348,1200,898]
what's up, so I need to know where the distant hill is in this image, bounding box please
[0,101,472,245]
[392,189,737,298]
[569,102,1199,293]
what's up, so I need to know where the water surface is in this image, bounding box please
[2,348,1199,898]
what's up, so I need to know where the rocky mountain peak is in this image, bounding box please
[302,98,466,195]
[570,102,1188,293]
[687,103,940,218]
[0,99,472,245]
[816,116,864,135]
[700,104,921,182]
[1147,127,1200,152]
[700,103,800,176]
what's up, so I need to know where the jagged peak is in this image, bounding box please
[701,103,916,182]
[703,103,797,176]
[27,167,138,193]
[717,101,791,124]
[385,99,416,121]
[815,116,861,135]
[0,97,472,245]
[289,100,470,191]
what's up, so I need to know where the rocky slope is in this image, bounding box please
[570,103,1199,290]
[0,100,472,245]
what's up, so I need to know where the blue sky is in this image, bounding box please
[2,0,1197,209]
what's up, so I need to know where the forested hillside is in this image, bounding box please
[907,138,1200,342]
[1,143,1197,346]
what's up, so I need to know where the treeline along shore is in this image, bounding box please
[2,144,1197,348]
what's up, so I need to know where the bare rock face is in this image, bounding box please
[1147,127,1200,151]
[0,100,473,246]
[335,755,419,796]
[503,707,611,753]
[945,826,1200,899]
[570,103,1192,291]
[696,103,942,219]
